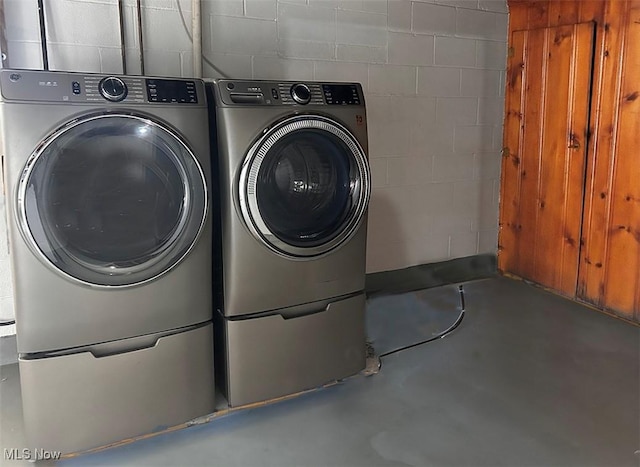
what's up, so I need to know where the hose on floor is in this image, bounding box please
[377,285,466,362]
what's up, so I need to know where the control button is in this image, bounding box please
[99,76,127,102]
[271,88,279,100]
[227,82,235,90]
[72,81,81,95]
[290,83,311,105]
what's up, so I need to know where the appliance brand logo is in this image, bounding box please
[9,73,21,82]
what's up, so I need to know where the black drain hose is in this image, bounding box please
[377,285,466,360]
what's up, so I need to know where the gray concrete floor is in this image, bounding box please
[1,277,639,466]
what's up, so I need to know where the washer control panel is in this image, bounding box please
[277,82,324,105]
[0,70,203,106]
[290,83,311,104]
[322,84,361,105]
[216,80,364,107]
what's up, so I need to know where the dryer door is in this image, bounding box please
[239,115,370,258]
[17,112,207,287]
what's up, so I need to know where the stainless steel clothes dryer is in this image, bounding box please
[0,69,214,454]
[208,80,371,407]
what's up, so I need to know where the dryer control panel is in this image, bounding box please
[216,80,364,107]
[146,79,198,104]
[0,70,203,106]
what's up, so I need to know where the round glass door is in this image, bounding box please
[17,113,207,287]
[239,115,370,258]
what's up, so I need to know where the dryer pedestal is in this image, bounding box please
[215,293,366,407]
[19,323,214,454]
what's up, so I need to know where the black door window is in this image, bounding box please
[240,115,370,258]
[19,113,207,286]
[257,130,354,247]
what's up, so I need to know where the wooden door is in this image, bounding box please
[499,22,595,297]
[578,6,640,321]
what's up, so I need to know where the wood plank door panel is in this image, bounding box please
[499,22,595,297]
[578,7,640,321]
[499,30,527,277]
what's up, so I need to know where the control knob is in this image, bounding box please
[290,83,311,105]
[99,76,128,102]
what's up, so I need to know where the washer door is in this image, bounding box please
[17,113,207,287]
[239,115,370,258]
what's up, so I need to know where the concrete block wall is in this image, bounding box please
[0,0,507,328]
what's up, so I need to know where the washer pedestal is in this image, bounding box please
[215,293,366,407]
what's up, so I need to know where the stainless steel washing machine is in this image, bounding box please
[208,80,371,407]
[0,69,214,453]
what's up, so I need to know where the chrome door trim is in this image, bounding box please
[16,112,209,288]
[238,114,371,259]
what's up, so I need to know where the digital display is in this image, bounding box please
[322,84,360,105]
[146,79,197,104]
